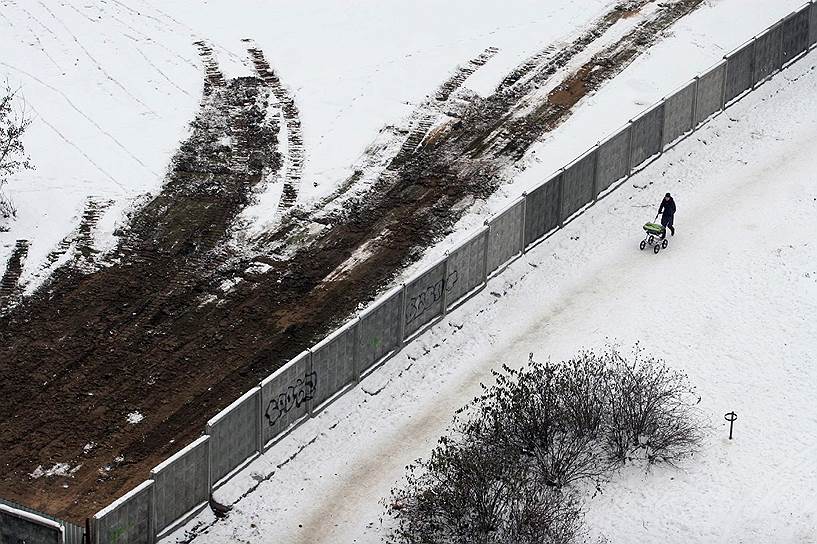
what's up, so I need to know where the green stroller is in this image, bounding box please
[640,222,668,254]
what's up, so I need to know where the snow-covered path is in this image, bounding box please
[172,48,817,544]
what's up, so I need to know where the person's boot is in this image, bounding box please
[670,226,675,236]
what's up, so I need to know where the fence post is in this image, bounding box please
[557,170,566,228]
[352,318,361,382]
[519,193,528,253]
[256,382,264,454]
[720,56,728,111]
[592,143,602,200]
[657,104,666,155]
[441,256,449,316]
[624,121,635,177]
[482,220,490,280]
[397,285,407,348]
[690,76,700,128]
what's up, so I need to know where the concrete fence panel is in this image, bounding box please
[357,287,404,375]
[753,23,784,85]
[445,228,488,309]
[724,40,755,104]
[523,174,562,248]
[260,351,314,447]
[782,6,811,64]
[662,80,696,146]
[206,388,260,487]
[694,61,726,126]
[150,436,209,536]
[92,481,154,544]
[630,105,664,169]
[403,259,447,338]
[0,504,62,544]
[595,125,631,194]
[561,150,597,220]
[310,320,358,410]
[486,199,524,274]
[811,2,817,47]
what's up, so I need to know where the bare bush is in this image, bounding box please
[388,421,585,544]
[599,346,703,464]
[387,346,702,544]
[473,358,612,488]
[0,81,34,221]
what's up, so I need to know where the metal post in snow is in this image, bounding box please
[724,411,738,440]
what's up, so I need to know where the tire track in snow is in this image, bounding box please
[36,0,159,116]
[0,240,29,314]
[391,46,501,167]
[248,47,305,210]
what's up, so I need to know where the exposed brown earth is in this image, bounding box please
[0,0,703,522]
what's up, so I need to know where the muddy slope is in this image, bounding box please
[0,0,703,521]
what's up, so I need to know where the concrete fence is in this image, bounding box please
[7,4,815,543]
[0,499,84,544]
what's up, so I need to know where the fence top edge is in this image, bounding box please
[312,317,359,353]
[724,36,756,58]
[0,503,64,532]
[150,434,209,476]
[445,224,491,257]
[206,386,261,428]
[697,58,727,80]
[358,284,403,320]
[630,99,665,123]
[597,120,631,146]
[260,350,311,388]
[449,224,490,250]
[405,256,448,288]
[662,78,697,102]
[564,145,598,170]
[490,194,526,221]
[93,480,154,520]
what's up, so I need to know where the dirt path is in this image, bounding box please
[0,0,704,523]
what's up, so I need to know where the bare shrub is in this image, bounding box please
[473,357,612,488]
[388,421,585,544]
[0,81,34,221]
[387,346,702,544]
[599,346,703,464]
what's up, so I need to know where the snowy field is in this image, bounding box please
[171,48,817,544]
[0,0,807,290]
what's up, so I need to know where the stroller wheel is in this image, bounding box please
[661,239,668,249]
[653,244,660,254]
[640,240,646,250]
[648,235,654,244]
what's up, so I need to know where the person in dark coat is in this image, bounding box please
[657,193,676,237]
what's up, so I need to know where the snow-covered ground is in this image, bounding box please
[169,46,817,544]
[0,0,807,290]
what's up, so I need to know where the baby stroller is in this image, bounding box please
[640,222,668,254]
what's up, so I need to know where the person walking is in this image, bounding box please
[656,193,676,238]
